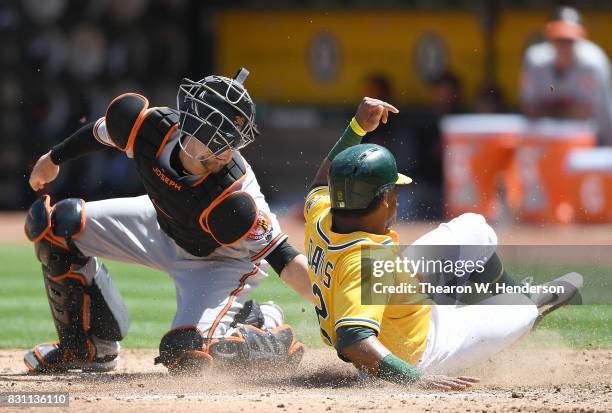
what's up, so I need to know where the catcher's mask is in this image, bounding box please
[177,68,259,162]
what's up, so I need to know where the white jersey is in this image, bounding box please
[520,39,612,145]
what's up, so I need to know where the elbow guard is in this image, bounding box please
[105,93,149,152]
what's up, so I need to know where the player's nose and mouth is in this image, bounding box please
[182,134,234,166]
[180,113,249,170]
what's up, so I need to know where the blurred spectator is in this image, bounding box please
[403,71,465,220]
[358,73,422,220]
[361,73,401,148]
[474,82,507,113]
[430,71,463,114]
[0,0,201,210]
[363,73,392,102]
[520,6,612,145]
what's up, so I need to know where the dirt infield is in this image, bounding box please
[2,213,611,412]
[0,213,27,243]
[1,343,610,413]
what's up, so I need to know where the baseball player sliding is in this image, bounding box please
[304,97,584,390]
[24,69,310,374]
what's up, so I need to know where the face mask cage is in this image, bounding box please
[176,72,257,161]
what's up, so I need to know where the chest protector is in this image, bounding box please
[129,107,257,256]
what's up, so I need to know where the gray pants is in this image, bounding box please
[74,195,282,341]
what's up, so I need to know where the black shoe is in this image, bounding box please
[24,342,118,374]
[533,272,583,325]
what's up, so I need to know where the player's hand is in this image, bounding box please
[354,97,399,132]
[417,374,480,391]
[29,151,60,191]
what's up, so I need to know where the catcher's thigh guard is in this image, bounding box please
[24,196,129,371]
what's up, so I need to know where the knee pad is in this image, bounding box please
[26,196,88,273]
[25,196,129,361]
[26,195,86,248]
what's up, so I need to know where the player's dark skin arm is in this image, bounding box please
[310,97,400,188]
[341,336,480,390]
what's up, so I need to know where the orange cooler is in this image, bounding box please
[516,119,595,223]
[441,114,525,220]
[566,148,612,223]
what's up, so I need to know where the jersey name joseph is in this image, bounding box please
[94,94,286,260]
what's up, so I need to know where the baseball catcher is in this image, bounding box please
[303,97,584,390]
[24,68,308,374]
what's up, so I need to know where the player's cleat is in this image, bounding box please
[24,342,118,374]
[531,272,583,324]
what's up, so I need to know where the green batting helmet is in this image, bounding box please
[329,144,412,210]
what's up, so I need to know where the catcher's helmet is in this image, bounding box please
[177,68,258,161]
[329,144,412,210]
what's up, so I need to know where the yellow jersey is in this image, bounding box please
[303,186,431,365]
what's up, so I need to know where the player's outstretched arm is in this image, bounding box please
[263,239,315,303]
[29,151,60,191]
[29,122,108,191]
[279,254,315,303]
[340,335,479,390]
[309,97,399,188]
